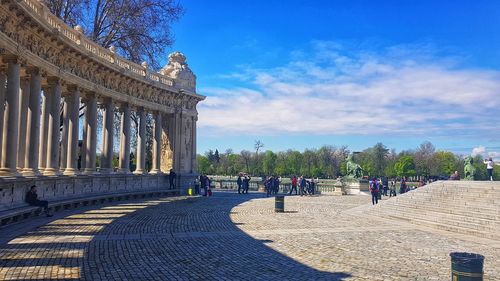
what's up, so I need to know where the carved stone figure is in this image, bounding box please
[159,52,196,92]
[464,156,476,181]
[346,154,363,179]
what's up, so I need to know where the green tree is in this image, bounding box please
[394,155,416,177]
[262,150,278,175]
[197,155,212,175]
[433,151,457,177]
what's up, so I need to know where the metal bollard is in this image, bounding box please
[450,252,484,281]
[275,195,284,213]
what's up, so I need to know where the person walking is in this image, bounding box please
[25,185,53,217]
[243,174,251,194]
[484,158,495,181]
[169,169,177,189]
[399,178,407,194]
[299,176,306,196]
[237,173,243,194]
[382,176,389,196]
[389,179,397,197]
[370,178,379,205]
[289,175,298,195]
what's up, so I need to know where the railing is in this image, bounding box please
[20,0,176,88]
[208,178,342,194]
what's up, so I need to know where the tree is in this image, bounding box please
[414,141,436,177]
[262,151,278,175]
[372,143,389,176]
[214,149,220,164]
[253,140,264,175]
[394,155,416,177]
[433,151,457,177]
[240,150,252,173]
[44,0,184,68]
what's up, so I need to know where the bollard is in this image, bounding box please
[275,195,284,213]
[450,252,484,281]
[187,187,193,196]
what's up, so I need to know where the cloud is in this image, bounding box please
[472,146,486,156]
[198,41,500,138]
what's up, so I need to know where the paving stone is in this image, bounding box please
[0,192,498,280]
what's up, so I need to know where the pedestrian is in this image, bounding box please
[369,178,379,205]
[243,174,251,194]
[449,171,460,181]
[399,178,407,194]
[272,176,280,194]
[389,179,397,197]
[484,158,495,181]
[289,175,298,195]
[237,173,243,194]
[382,176,389,196]
[169,169,176,189]
[265,176,272,197]
[25,185,52,217]
[309,178,316,195]
[299,176,306,196]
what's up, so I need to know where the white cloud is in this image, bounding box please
[198,42,500,138]
[472,146,486,156]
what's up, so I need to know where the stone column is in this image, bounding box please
[0,56,20,177]
[191,116,197,173]
[17,77,30,170]
[118,103,131,173]
[172,111,183,173]
[0,71,5,163]
[23,68,41,176]
[83,95,97,174]
[134,107,146,174]
[43,77,61,176]
[100,98,114,173]
[38,89,50,172]
[150,111,162,174]
[60,94,70,171]
[63,86,80,175]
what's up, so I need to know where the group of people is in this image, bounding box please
[198,174,213,197]
[236,173,251,194]
[290,175,316,196]
[369,177,416,205]
[264,175,280,196]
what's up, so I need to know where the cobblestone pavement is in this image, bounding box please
[0,191,498,280]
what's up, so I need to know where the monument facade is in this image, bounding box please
[0,0,204,211]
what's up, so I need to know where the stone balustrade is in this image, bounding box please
[0,0,204,210]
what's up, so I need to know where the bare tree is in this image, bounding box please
[240,150,252,173]
[44,0,184,68]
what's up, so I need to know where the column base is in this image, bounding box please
[117,168,132,174]
[83,168,96,175]
[42,168,61,176]
[63,168,79,176]
[99,168,114,174]
[133,169,146,175]
[149,169,162,175]
[21,168,41,177]
[0,168,20,177]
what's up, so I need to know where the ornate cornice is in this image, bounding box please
[0,0,204,114]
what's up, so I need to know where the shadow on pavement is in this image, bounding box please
[0,191,352,280]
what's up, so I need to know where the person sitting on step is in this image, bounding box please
[25,185,53,217]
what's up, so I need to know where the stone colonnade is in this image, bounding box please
[0,59,196,177]
[0,0,203,209]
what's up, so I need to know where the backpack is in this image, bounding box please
[371,181,379,193]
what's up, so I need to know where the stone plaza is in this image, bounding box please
[0,189,498,280]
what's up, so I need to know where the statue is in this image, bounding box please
[346,154,363,179]
[464,156,476,181]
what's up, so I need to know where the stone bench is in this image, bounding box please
[0,189,179,227]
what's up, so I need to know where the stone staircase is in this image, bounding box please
[351,181,500,240]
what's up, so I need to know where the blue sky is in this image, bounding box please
[169,0,500,159]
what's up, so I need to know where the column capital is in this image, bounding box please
[1,54,18,64]
[46,76,60,86]
[24,66,40,77]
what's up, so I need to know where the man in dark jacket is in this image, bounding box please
[237,173,243,194]
[26,185,52,217]
[169,169,177,189]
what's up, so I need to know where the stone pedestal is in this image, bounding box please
[345,180,369,195]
